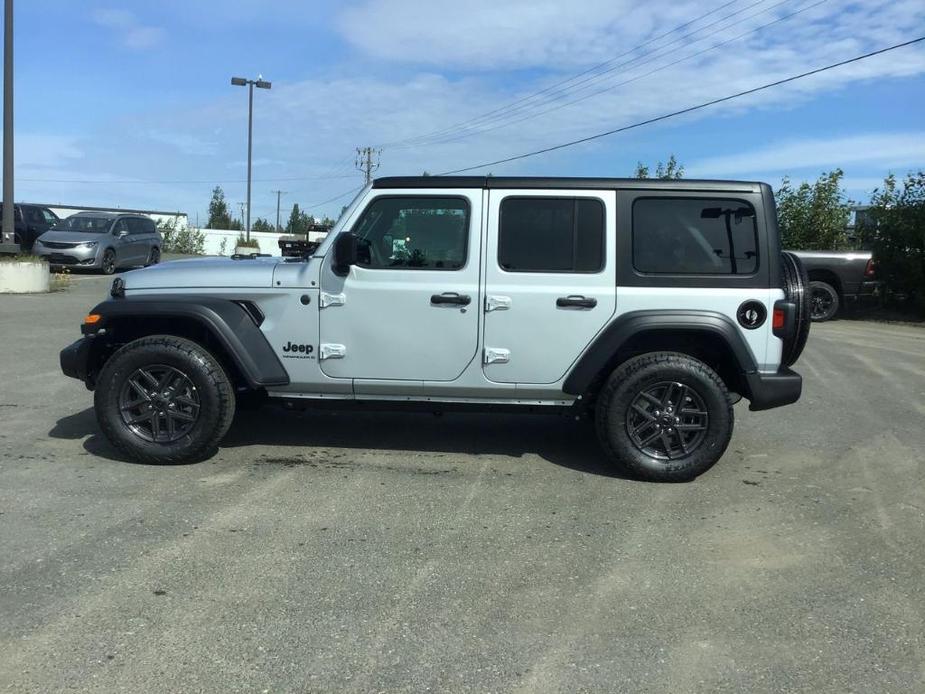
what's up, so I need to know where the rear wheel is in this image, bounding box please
[595,352,734,482]
[780,252,811,366]
[809,280,840,322]
[94,335,236,464]
[146,247,161,267]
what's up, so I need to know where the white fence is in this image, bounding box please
[196,229,328,257]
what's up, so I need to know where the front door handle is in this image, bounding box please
[431,292,471,306]
[556,295,597,309]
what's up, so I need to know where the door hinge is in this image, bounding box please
[319,292,346,308]
[485,295,512,312]
[319,343,346,360]
[483,347,510,365]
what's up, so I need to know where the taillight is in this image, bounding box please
[864,258,875,278]
[772,308,785,330]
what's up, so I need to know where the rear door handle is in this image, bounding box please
[556,295,597,309]
[431,292,471,306]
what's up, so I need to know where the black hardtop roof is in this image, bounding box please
[373,176,766,193]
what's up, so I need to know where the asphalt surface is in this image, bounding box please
[1,273,924,693]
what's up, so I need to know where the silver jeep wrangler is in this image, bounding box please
[61,177,810,481]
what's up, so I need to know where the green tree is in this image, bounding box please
[252,217,274,233]
[862,172,925,311]
[634,154,684,179]
[286,203,306,235]
[207,186,233,229]
[775,170,851,250]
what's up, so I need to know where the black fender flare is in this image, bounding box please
[84,296,289,388]
[563,310,758,395]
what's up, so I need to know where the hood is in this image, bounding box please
[38,230,108,245]
[123,256,284,290]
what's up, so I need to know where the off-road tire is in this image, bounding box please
[94,335,235,464]
[809,280,840,322]
[595,352,734,482]
[780,251,811,366]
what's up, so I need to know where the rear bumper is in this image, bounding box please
[60,336,94,388]
[745,368,802,411]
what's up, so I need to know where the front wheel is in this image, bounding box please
[94,335,236,464]
[100,249,117,275]
[595,352,734,482]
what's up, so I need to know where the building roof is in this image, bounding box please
[25,202,186,216]
[372,176,766,193]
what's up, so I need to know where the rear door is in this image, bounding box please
[483,189,617,384]
[318,191,483,384]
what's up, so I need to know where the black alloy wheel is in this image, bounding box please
[626,380,709,459]
[809,281,840,322]
[118,364,201,443]
[101,249,116,275]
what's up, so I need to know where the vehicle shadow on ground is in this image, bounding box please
[48,406,628,479]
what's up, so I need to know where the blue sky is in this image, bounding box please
[10,0,925,224]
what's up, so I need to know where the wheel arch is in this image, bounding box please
[563,310,758,400]
[807,269,842,296]
[82,297,289,390]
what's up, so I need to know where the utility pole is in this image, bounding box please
[271,189,287,232]
[355,146,381,184]
[1,0,14,254]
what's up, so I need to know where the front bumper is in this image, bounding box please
[34,245,101,268]
[745,368,802,411]
[60,336,95,388]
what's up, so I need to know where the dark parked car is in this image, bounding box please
[33,212,162,274]
[790,250,878,321]
[0,203,60,254]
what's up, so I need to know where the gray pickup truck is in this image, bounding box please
[790,250,878,321]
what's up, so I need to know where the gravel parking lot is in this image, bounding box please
[1,273,924,693]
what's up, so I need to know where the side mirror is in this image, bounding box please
[332,232,358,276]
[118,230,129,238]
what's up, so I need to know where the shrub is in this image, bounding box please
[157,220,205,255]
[775,170,852,250]
[235,235,260,249]
[862,172,925,312]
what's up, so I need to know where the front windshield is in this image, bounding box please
[55,216,114,233]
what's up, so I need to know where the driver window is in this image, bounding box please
[351,196,469,270]
[114,219,130,235]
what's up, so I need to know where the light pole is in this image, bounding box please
[231,75,270,242]
[1,0,14,254]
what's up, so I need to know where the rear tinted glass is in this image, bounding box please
[499,197,604,273]
[632,198,758,275]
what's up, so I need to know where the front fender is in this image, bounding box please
[82,296,290,388]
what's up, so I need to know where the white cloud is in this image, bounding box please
[93,9,165,50]
[688,133,925,177]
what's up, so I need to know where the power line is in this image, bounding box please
[17,173,358,185]
[421,0,825,149]
[437,35,925,176]
[378,0,751,149]
[307,185,365,210]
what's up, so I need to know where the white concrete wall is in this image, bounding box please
[198,229,329,257]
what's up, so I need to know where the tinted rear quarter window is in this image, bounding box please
[632,198,758,275]
[499,197,604,273]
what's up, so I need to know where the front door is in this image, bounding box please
[319,192,483,382]
[483,190,617,384]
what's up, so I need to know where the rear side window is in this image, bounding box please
[351,196,469,270]
[499,197,604,273]
[632,198,758,275]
